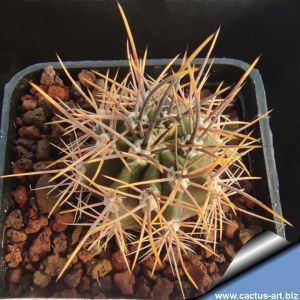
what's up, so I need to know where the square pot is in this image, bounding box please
[0,58,285,297]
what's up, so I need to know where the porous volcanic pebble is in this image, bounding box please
[221,239,236,259]
[114,270,135,295]
[18,126,40,139]
[5,209,23,229]
[23,107,46,127]
[21,95,38,111]
[202,244,214,259]
[150,278,174,300]
[48,85,70,101]
[15,158,33,171]
[78,275,90,292]
[91,259,113,279]
[224,220,239,239]
[35,174,59,214]
[134,275,151,299]
[40,65,61,86]
[25,215,48,234]
[5,244,22,267]
[111,250,129,271]
[71,226,82,245]
[29,227,52,262]
[51,212,74,232]
[6,228,27,243]
[238,228,256,245]
[78,69,96,86]
[7,267,22,284]
[16,138,36,150]
[33,160,53,171]
[41,254,67,277]
[63,268,83,288]
[12,185,28,207]
[142,255,166,271]
[60,288,77,298]
[33,270,51,288]
[53,232,67,254]
[78,249,97,263]
[40,65,55,85]
[186,253,212,294]
[98,275,113,293]
[35,139,50,160]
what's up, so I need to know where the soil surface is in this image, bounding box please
[3,66,262,299]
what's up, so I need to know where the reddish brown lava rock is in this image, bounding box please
[206,262,219,275]
[5,209,24,230]
[238,228,256,245]
[12,185,28,207]
[60,288,77,298]
[53,232,67,254]
[5,244,23,268]
[162,265,184,280]
[63,268,83,288]
[15,116,23,126]
[150,277,174,300]
[142,255,166,271]
[23,107,46,127]
[15,157,33,171]
[35,139,50,160]
[51,212,74,232]
[40,65,56,86]
[21,94,34,102]
[27,207,38,219]
[202,244,214,259]
[78,249,97,263]
[114,270,135,295]
[18,126,40,139]
[224,220,239,239]
[175,280,195,300]
[29,227,52,262]
[21,95,38,111]
[71,226,82,245]
[11,163,25,179]
[16,138,36,150]
[98,275,113,293]
[6,229,27,243]
[78,69,96,86]
[33,160,53,172]
[91,259,113,279]
[42,254,67,277]
[135,276,151,299]
[48,85,70,101]
[35,174,60,214]
[239,195,255,209]
[25,215,48,234]
[186,253,212,294]
[15,146,30,157]
[7,267,22,284]
[221,239,236,259]
[22,99,38,111]
[78,275,91,292]
[111,250,129,271]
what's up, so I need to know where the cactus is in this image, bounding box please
[1,3,291,297]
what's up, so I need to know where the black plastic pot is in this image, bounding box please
[0,58,285,296]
